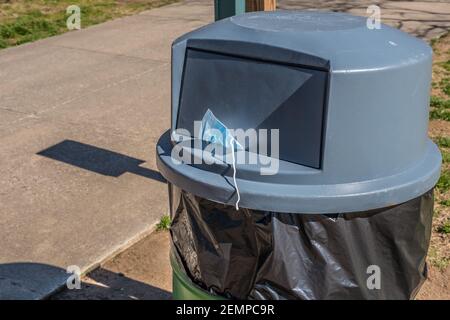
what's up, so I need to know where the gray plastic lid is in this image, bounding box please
[174,10,431,73]
[158,11,442,214]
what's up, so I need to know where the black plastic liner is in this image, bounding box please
[169,184,434,300]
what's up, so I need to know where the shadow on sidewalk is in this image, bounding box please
[53,267,172,300]
[37,140,166,183]
[0,262,171,300]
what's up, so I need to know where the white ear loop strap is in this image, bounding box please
[230,138,240,211]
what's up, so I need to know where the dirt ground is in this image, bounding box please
[417,264,450,300]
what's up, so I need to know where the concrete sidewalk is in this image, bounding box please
[0,0,212,299]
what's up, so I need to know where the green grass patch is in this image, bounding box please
[430,37,438,48]
[433,255,450,271]
[0,0,178,49]
[437,220,450,234]
[0,37,7,48]
[437,169,450,193]
[441,60,450,73]
[432,97,450,109]
[430,96,450,109]
[434,136,450,148]
[0,14,63,46]
[443,150,450,164]
[428,246,450,271]
[430,96,450,121]
[430,108,450,121]
[156,215,171,231]
[430,109,450,121]
[434,136,450,192]
[441,78,450,96]
[439,199,450,206]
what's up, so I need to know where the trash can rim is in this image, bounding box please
[156,130,441,214]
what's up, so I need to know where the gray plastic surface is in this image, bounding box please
[158,11,442,213]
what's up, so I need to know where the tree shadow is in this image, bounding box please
[0,262,171,300]
[37,140,166,183]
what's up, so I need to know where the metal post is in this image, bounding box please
[214,0,246,21]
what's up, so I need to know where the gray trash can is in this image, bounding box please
[156,11,442,299]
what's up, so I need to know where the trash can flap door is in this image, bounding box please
[176,49,327,169]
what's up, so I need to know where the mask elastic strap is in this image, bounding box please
[230,139,240,211]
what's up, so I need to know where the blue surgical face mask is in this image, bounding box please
[199,109,242,210]
[200,109,243,152]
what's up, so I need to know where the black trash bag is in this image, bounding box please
[169,184,434,300]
